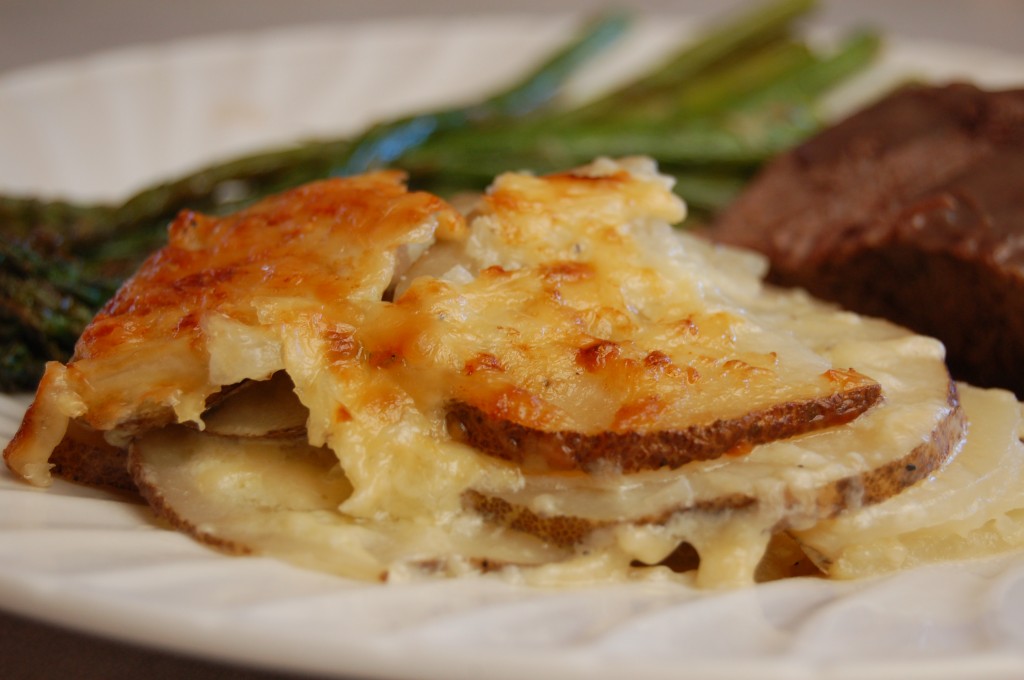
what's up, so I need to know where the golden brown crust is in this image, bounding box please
[39,174,465,438]
[447,380,883,474]
[4,173,466,492]
[78,173,461,364]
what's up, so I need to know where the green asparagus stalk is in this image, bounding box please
[399,30,879,184]
[565,0,818,121]
[661,39,817,119]
[399,108,815,178]
[714,29,882,113]
[336,11,631,175]
[0,240,117,390]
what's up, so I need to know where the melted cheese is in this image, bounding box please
[442,160,875,434]
[6,172,464,482]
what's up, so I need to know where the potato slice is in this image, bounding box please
[43,372,310,494]
[129,426,568,580]
[201,372,308,439]
[793,384,1024,578]
[131,428,352,552]
[446,375,880,474]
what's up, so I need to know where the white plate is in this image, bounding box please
[3,15,1024,680]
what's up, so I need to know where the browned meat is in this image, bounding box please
[710,83,1024,397]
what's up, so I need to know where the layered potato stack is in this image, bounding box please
[5,158,1023,587]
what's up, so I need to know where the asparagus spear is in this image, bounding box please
[336,11,631,175]
[0,240,116,390]
[560,0,818,123]
[399,30,879,185]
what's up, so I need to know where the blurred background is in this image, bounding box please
[3,0,1024,74]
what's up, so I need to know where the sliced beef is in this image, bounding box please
[710,83,1024,398]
